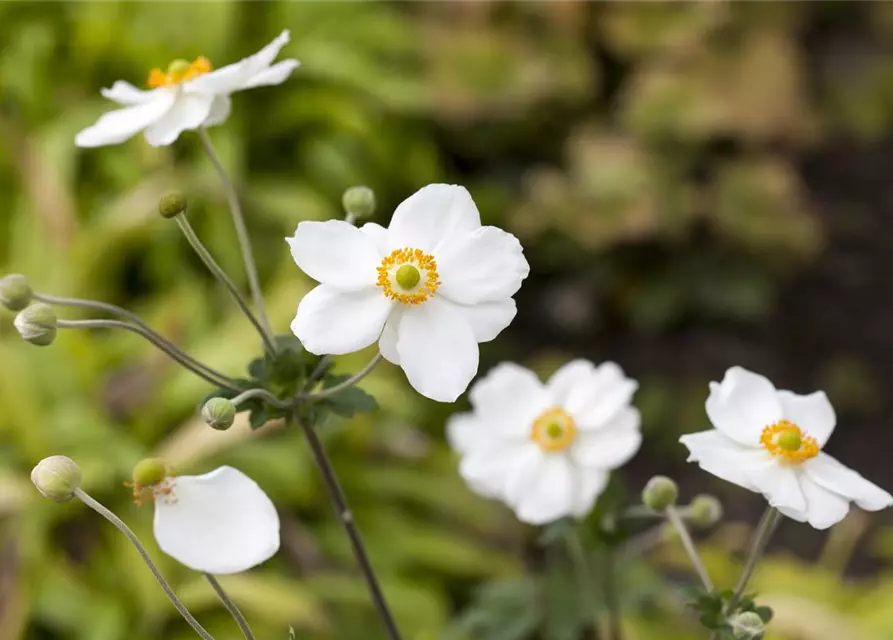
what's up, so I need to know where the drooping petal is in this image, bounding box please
[561,362,638,431]
[804,453,893,511]
[441,297,516,343]
[291,285,392,355]
[395,296,479,402]
[679,429,770,492]
[153,466,280,574]
[504,449,575,525]
[203,95,232,127]
[798,472,850,530]
[100,81,162,105]
[458,439,532,500]
[570,407,641,470]
[745,461,806,512]
[436,227,529,304]
[469,362,551,438]
[75,90,177,147]
[777,390,836,447]
[143,93,215,147]
[387,184,481,254]
[244,59,301,89]
[378,313,401,364]
[185,30,294,95]
[571,468,610,518]
[287,220,381,291]
[705,366,783,447]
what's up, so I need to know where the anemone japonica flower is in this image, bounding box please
[288,184,530,402]
[144,465,280,574]
[446,360,641,525]
[75,30,298,148]
[680,366,893,529]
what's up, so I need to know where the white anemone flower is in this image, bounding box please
[681,366,893,529]
[75,30,299,148]
[150,466,280,574]
[446,360,641,525]
[288,184,530,403]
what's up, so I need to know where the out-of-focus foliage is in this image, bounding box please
[2,1,893,639]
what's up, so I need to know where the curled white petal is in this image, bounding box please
[100,81,162,106]
[287,220,381,291]
[798,472,850,530]
[777,390,836,447]
[203,95,232,128]
[705,366,783,446]
[185,30,296,95]
[387,184,481,254]
[143,93,214,147]
[804,452,893,512]
[436,226,529,305]
[679,429,769,492]
[75,90,177,147]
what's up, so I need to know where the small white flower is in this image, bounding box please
[446,360,641,525]
[75,30,299,148]
[288,184,530,402]
[151,466,280,574]
[680,366,893,529]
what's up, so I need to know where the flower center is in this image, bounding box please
[377,247,440,305]
[147,56,212,88]
[760,420,819,463]
[531,407,577,452]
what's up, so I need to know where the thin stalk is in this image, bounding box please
[602,547,622,640]
[565,529,602,635]
[57,319,240,393]
[290,413,402,640]
[229,388,291,409]
[74,488,215,640]
[726,507,780,612]
[666,506,714,592]
[174,214,276,355]
[197,128,274,348]
[303,353,382,400]
[204,574,256,640]
[35,292,233,386]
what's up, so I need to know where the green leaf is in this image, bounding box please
[754,605,773,623]
[319,374,379,417]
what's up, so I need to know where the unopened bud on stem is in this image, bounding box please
[15,303,57,346]
[0,274,32,311]
[342,186,376,219]
[731,611,765,639]
[202,397,236,430]
[158,191,188,219]
[642,475,678,511]
[31,456,82,502]
[688,494,723,528]
[132,458,167,487]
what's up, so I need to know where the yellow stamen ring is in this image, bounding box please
[147,56,213,88]
[760,420,819,463]
[377,247,440,305]
[531,407,577,452]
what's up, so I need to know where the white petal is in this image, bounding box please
[798,472,850,530]
[203,95,232,128]
[435,226,529,304]
[469,362,551,438]
[745,461,806,513]
[153,466,280,574]
[387,184,481,253]
[546,360,596,405]
[679,429,769,492]
[396,296,478,402]
[75,90,176,147]
[287,220,381,291]
[359,223,389,254]
[804,453,893,511]
[705,366,783,446]
[458,439,531,500]
[563,362,638,431]
[291,285,392,355]
[185,30,292,95]
[378,313,401,365]
[100,81,161,105]
[143,93,214,147]
[505,449,575,525]
[777,390,836,447]
[446,412,482,455]
[442,297,516,343]
[572,469,610,518]
[244,59,300,89]
[570,407,641,470]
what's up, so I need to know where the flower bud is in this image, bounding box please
[132,458,167,487]
[15,303,57,346]
[202,397,236,430]
[342,186,376,219]
[0,274,32,311]
[158,190,187,219]
[642,475,678,511]
[731,611,765,639]
[31,455,82,502]
[688,494,723,528]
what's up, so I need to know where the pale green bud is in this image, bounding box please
[31,455,82,502]
[15,303,57,346]
[202,397,236,430]
[688,494,723,528]
[642,475,678,511]
[342,186,376,219]
[158,190,187,219]
[132,458,168,487]
[731,611,765,639]
[0,274,32,311]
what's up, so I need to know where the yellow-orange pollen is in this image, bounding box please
[760,420,819,463]
[376,247,440,305]
[147,56,213,88]
[124,477,177,505]
[531,407,577,452]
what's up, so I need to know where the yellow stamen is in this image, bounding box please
[531,407,577,452]
[147,56,213,88]
[760,420,819,463]
[377,247,440,304]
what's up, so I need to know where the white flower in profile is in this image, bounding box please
[681,366,893,530]
[75,30,299,148]
[447,360,641,525]
[144,465,280,574]
[288,184,530,402]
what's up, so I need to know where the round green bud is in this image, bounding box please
[342,186,376,219]
[642,475,679,512]
[158,190,188,219]
[688,494,723,529]
[14,303,57,346]
[132,458,167,487]
[31,455,82,502]
[777,430,801,452]
[731,611,765,639]
[395,264,421,290]
[202,397,236,430]
[0,274,32,311]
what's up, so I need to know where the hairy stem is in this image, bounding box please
[666,506,714,592]
[204,574,256,640]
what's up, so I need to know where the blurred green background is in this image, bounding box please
[3,1,893,639]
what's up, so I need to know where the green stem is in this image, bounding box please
[73,488,215,640]
[726,507,780,613]
[302,353,382,400]
[197,128,274,349]
[666,506,714,592]
[565,529,601,634]
[229,388,290,409]
[204,574,256,640]
[174,214,276,355]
